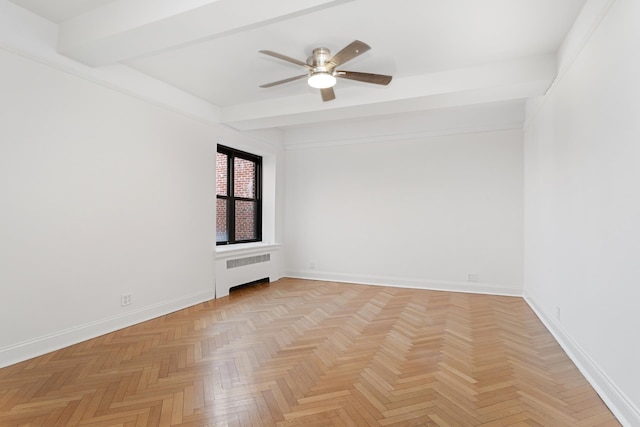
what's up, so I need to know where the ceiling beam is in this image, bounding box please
[57,0,353,66]
[221,54,557,130]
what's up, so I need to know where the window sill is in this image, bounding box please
[215,242,281,260]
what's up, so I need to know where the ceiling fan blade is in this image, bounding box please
[259,74,308,88]
[259,50,311,69]
[320,87,336,102]
[329,40,371,67]
[336,71,392,85]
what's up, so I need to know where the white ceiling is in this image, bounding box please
[8,0,587,135]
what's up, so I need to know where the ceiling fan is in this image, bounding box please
[259,40,392,102]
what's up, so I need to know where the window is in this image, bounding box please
[216,145,262,245]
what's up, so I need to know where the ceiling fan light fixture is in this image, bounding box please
[307,72,336,89]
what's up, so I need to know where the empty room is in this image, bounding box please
[0,0,638,425]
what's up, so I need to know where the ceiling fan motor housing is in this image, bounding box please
[307,47,334,74]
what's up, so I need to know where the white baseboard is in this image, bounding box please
[0,290,214,369]
[524,296,639,427]
[285,270,522,297]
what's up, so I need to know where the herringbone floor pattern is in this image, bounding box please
[0,279,619,426]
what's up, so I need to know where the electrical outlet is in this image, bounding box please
[310,261,315,270]
[467,273,478,282]
[121,294,132,306]
[556,306,561,322]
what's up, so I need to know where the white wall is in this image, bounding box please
[0,47,215,366]
[285,128,523,295]
[523,0,640,423]
[0,44,283,367]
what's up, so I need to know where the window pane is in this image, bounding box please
[216,152,228,196]
[234,157,255,198]
[216,198,228,242]
[235,200,256,240]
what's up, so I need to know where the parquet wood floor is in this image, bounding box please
[0,278,620,426]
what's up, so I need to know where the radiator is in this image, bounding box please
[215,246,280,297]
